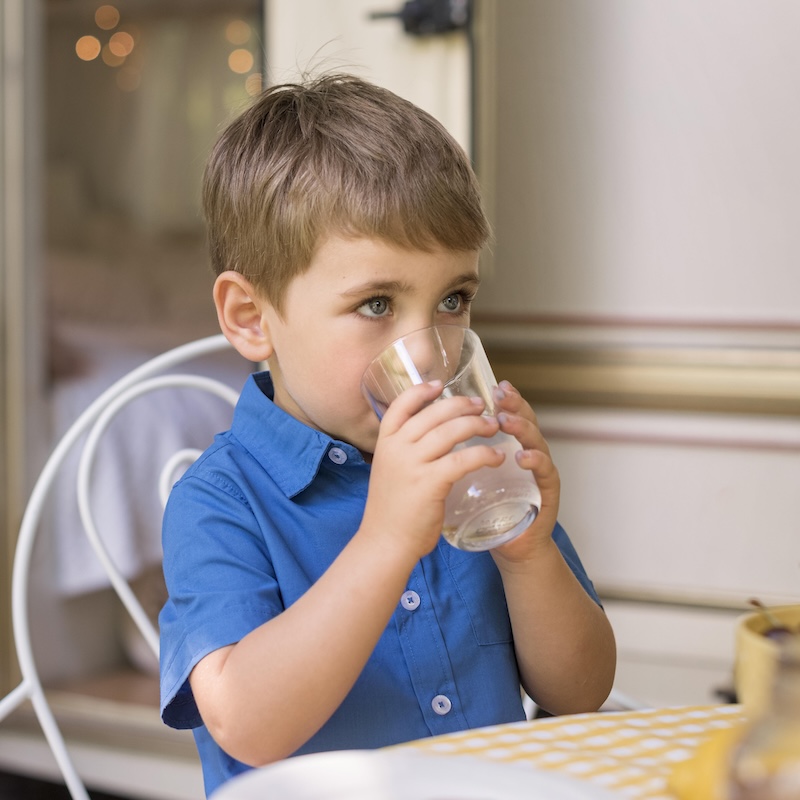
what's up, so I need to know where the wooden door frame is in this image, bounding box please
[1,0,45,693]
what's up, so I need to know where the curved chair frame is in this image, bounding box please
[0,334,238,800]
[0,332,645,797]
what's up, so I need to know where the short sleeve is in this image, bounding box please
[551,521,602,607]
[159,467,284,729]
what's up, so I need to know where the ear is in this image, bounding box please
[213,271,275,363]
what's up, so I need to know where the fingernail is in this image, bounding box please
[493,385,506,401]
[514,449,527,464]
[469,395,485,405]
[499,380,514,392]
[428,380,443,388]
[497,412,509,425]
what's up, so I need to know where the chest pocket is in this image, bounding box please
[440,544,513,646]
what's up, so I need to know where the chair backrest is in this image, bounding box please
[0,334,242,800]
[0,332,646,800]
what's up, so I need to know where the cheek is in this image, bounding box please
[332,352,379,418]
[295,348,370,410]
[341,355,374,405]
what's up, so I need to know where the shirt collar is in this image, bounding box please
[230,372,366,498]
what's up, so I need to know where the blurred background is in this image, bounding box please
[1,1,799,797]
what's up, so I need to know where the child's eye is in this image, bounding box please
[438,292,472,314]
[358,296,391,317]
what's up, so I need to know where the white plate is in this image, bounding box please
[213,749,618,800]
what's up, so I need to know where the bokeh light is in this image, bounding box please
[95,4,120,30]
[76,35,102,61]
[101,44,125,67]
[225,19,251,45]
[109,31,135,57]
[228,48,254,74]
[245,73,263,96]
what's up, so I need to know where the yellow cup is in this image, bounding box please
[734,604,800,714]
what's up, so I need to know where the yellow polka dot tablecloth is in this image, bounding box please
[398,704,746,799]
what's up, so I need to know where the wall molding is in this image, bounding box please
[535,406,800,451]
[475,317,800,417]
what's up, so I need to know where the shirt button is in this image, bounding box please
[400,590,420,611]
[328,447,347,464]
[431,694,452,715]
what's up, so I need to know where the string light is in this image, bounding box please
[101,43,125,67]
[95,4,120,31]
[109,31,135,58]
[75,35,102,61]
[76,6,260,97]
[225,19,251,45]
[228,48,254,74]
[245,73,263,96]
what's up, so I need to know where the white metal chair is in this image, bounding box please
[0,334,240,800]
[0,331,644,798]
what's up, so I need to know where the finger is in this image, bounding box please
[415,413,500,461]
[435,439,506,483]
[383,390,488,442]
[402,394,493,442]
[515,447,559,490]
[378,381,445,434]
[493,381,537,425]
[516,450,560,535]
[497,412,551,457]
[493,380,522,407]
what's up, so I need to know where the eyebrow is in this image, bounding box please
[340,280,411,297]
[341,273,481,298]
[452,273,482,291]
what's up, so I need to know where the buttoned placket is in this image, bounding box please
[327,446,348,465]
[400,590,421,611]
[394,564,465,734]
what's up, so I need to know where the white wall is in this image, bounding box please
[474,1,800,707]
[266,0,471,151]
[477,0,800,324]
[266,0,800,706]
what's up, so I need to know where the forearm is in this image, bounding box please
[190,528,418,766]
[495,538,616,716]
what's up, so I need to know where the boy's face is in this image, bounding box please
[261,234,481,456]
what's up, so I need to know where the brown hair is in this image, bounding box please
[202,73,490,311]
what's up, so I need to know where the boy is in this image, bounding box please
[159,74,616,797]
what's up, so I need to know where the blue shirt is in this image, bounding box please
[159,372,600,797]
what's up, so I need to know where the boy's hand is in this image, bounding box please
[480,381,616,716]
[362,381,505,563]
[489,380,561,563]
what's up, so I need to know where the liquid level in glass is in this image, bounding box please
[442,431,541,551]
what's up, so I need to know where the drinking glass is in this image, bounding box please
[362,325,541,551]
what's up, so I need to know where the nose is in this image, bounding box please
[398,327,443,382]
[362,325,470,417]
[394,325,467,386]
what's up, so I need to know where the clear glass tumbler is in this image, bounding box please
[361,325,541,551]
